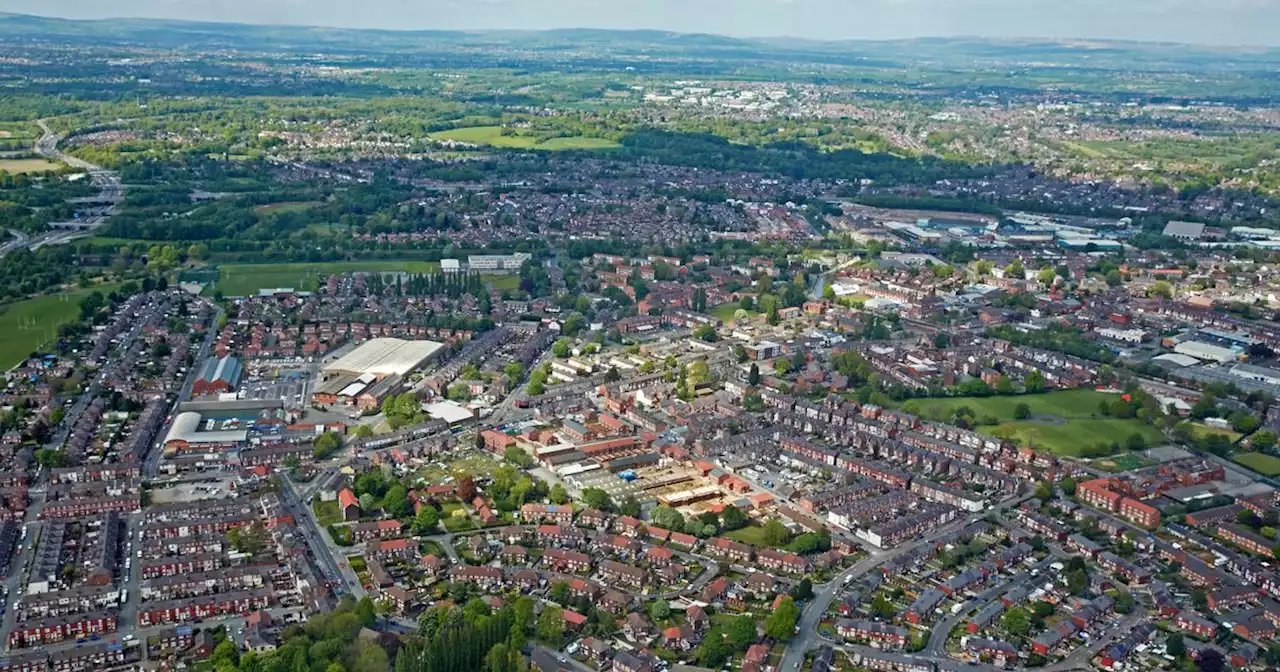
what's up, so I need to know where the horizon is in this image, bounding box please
[3,1,1279,48]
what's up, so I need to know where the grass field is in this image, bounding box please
[254,201,323,215]
[0,285,120,370]
[710,302,756,323]
[903,389,1116,422]
[1233,452,1280,477]
[430,126,619,151]
[903,390,1162,457]
[213,261,441,296]
[1190,423,1242,443]
[724,525,772,546]
[1092,454,1153,473]
[982,419,1163,457]
[0,158,61,174]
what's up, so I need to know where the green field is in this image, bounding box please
[904,389,1116,422]
[904,390,1164,457]
[1233,452,1280,477]
[982,420,1165,457]
[213,261,441,296]
[724,525,773,546]
[1190,423,1241,443]
[0,158,61,174]
[254,201,323,215]
[710,302,756,323]
[0,285,120,370]
[430,126,619,151]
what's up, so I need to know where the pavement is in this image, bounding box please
[280,477,364,600]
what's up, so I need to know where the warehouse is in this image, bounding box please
[192,356,243,396]
[163,412,249,452]
[321,338,444,379]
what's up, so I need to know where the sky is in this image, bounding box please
[5,0,1280,46]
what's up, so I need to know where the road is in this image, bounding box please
[923,557,1056,655]
[0,489,46,651]
[145,303,222,478]
[280,477,365,600]
[779,493,1032,672]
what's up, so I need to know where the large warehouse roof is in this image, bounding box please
[323,338,444,378]
[164,411,248,446]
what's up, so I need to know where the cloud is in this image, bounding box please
[3,0,1279,46]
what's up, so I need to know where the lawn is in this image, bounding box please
[725,525,771,546]
[0,158,61,174]
[212,260,441,296]
[1233,452,1280,477]
[312,498,341,527]
[710,302,756,323]
[0,284,121,370]
[1091,454,1153,473]
[1190,423,1241,443]
[430,126,619,151]
[903,389,1117,423]
[981,419,1164,457]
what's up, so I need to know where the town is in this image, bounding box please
[3,9,1280,672]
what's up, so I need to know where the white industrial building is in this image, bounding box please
[163,411,249,451]
[1172,340,1240,364]
[322,338,444,379]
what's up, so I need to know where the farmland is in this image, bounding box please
[0,158,62,174]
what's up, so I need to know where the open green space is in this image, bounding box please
[981,419,1164,457]
[1189,423,1241,443]
[0,158,61,174]
[430,126,619,151]
[253,200,323,215]
[1091,454,1153,473]
[1233,452,1280,477]
[903,389,1116,422]
[724,525,771,546]
[710,302,756,323]
[312,498,341,527]
[212,260,441,296]
[0,284,121,370]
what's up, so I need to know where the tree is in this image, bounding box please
[763,596,800,640]
[650,506,684,531]
[457,476,477,502]
[763,519,791,546]
[649,600,671,622]
[355,596,378,627]
[582,487,613,512]
[695,632,731,668]
[1014,403,1031,420]
[549,483,569,505]
[353,644,389,672]
[412,506,439,534]
[619,495,641,517]
[1067,568,1089,596]
[354,424,374,439]
[1024,370,1046,393]
[537,606,564,643]
[1114,590,1134,614]
[1166,632,1186,658]
[790,578,814,601]
[1002,607,1031,636]
[503,445,532,468]
[1035,481,1053,501]
[725,615,757,650]
[748,362,760,386]
[552,339,572,358]
[693,324,719,342]
[1062,477,1077,497]
[1197,648,1225,672]
[870,593,896,619]
[1252,430,1278,452]
[721,505,749,531]
[549,582,571,606]
[313,431,342,459]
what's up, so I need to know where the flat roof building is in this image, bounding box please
[322,338,443,379]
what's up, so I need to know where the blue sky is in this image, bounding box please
[6,0,1279,46]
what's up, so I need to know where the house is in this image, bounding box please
[623,613,655,642]
[1175,613,1218,639]
[661,625,700,651]
[835,619,908,649]
[339,488,360,522]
